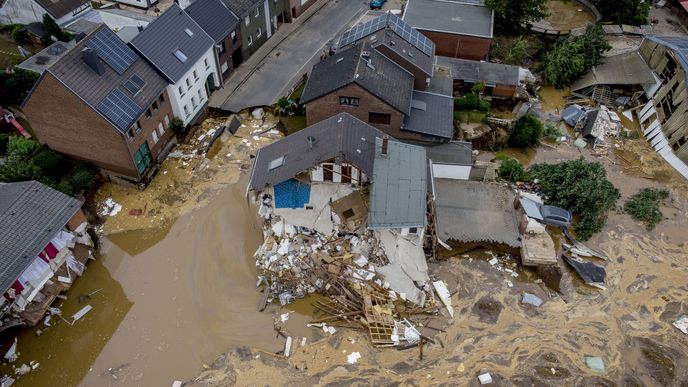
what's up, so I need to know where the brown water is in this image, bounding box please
[543,0,595,31]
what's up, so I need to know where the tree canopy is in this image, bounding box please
[591,0,649,26]
[509,114,543,148]
[528,158,619,240]
[486,0,548,35]
[539,24,610,88]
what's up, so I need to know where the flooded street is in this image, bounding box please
[542,0,595,31]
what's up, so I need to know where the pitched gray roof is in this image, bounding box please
[436,56,520,86]
[425,141,472,165]
[221,0,262,17]
[402,90,453,139]
[46,25,168,133]
[186,0,239,43]
[0,181,81,294]
[36,0,89,19]
[570,50,655,93]
[130,3,215,83]
[403,0,494,38]
[302,42,414,114]
[248,113,387,191]
[368,137,427,228]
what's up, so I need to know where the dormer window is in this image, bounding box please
[173,49,187,63]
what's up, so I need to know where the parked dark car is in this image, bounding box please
[370,0,386,10]
[540,205,573,227]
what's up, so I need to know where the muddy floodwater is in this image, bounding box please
[541,0,595,31]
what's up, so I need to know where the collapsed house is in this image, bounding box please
[435,56,522,100]
[0,181,93,328]
[247,113,451,345]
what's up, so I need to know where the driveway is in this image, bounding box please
[210,0,369,112]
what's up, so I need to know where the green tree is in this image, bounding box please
[6,136,39,160]
[169,116,186,135]
[499,158,528,182]
[0,133,10,155]
[509,114,543,148]
[0,160,43,182]
[492,36,532,65]
[592,0,649,25]
[2,68,40,105]
[32,150,68,177]
[624,188,669,230]
[485,0,548,34]
[540,24,610,88]
[529,158,619,240]
[69,163,97,193]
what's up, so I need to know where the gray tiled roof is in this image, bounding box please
[248,113,387,191]
[186,0,239,43]
[403,0,494,38]
[425,141,473,165]
[301,42,414,115]
[436,56,520,86]
[402,91,454,139]
[36,0,89,19]
[131,3,215,83]
[47,25,168,133]
[221,0,262,17]
[0,181,81,294]
[368,137,427,228]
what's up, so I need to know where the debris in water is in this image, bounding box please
[280,313,290,323]
[346,352,361,364]
[521,293,543,307]
[673,315,688,334]
[585,356,605,373]
[172,381,182,387]
[488,257,498,266]
[478,372,493,384]
[98,198,122,217]
[14,364,30,376]
[432,280,454,318]
[72,305,93,322]
[4,338,17,362]
[563,255,606,289]
[284,336,293,357]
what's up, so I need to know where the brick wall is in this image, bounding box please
[128,88,175,162]
[420,30,491,61]
[492,85,516,99]
[305,84,434,142]
[66,209,87,231]
[289,0,318,18]
[218,26,242,81]
[23,73,138,178]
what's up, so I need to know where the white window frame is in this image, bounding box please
[193,70,198,82]
[184,105,190,117]
[257,27,262,38]
[158,122,165,136]
[248,34,253,46]
[152,130,159,144]
[197,88,203,102]
[191,96,197,109]
[178,85,184,96]
[204,58,210,70]
[164,114,170,127]
[254,7,260,17]
[245,15,250,26]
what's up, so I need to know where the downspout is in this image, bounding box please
[264,0,272,38]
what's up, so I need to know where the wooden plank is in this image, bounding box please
[649,46,667,69]
[656,55,670,75]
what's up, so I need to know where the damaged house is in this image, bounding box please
[0,181,93,328]
[303,15,453,144]
[247,112,432,308]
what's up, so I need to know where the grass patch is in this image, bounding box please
[280,115,307,135]
[624,188,670,230]
[455,110,487,124]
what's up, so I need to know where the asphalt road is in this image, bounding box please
[210,0,369,112]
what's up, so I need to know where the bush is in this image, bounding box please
[0,133,10,155]
[454,94,490,112]
[0,159,42,182]
[169,116,186,134]
[591,0,649,25]
[6,136,39,160]
[499,158,528,182]
[509,114,543,148]
[624,188,669,230]
[10,25,27,45]
[32,150,67,176]
[69,164,97,193]
[529,158,619,240]
[543,123,563,141]
[1,68,40,105]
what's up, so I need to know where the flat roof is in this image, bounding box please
[402,91,454,139]
[16,40,77,74]
[403,0,494,39]
[436,56,520,86]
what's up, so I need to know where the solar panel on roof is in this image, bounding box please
[97,89,142,132]
[85,28,137,75]
[338,13,433,57]
[123,73,146,95]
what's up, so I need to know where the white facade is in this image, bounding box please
[110,0,160,8]
[0,0,91,26]
[166,48,219,126]
[431,163,471,180]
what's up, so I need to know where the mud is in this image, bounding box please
[541,0,595,31]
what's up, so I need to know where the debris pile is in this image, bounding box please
[255,215,447,347]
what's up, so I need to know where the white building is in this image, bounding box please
[130,3,219,126]
[0,0,91,27]
[109,0,160,9]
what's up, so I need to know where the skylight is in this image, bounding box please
[268,156,285,171]
[184,28,193,37]
[173,49,188,63]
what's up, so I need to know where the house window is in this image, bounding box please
[152,130,159,144]
[173,49,188,63]
[191,96,197,109]
[193,70,199,82]
[254,7,260,17]
[133,142,153,174]
[158,93,165,103]
[135,121,142,133]
[339,96,360,106]
[245,15,250,26]
[152,101,158,111]
[127,128,135,141]
[158,122,165,136]
[145,108,152,119]
[184,105,190,117]
[72,3,89,16]
[408,227,418,234]
[164,114,170,127]
[197,88,203,101]
[248,34,253,46]
[204,58,210,69]
[231,31,237,43]
[219,41,226,54]
[257,27,262,38]
[368,112,391,125]
[178,86,184,96]
[186,78,191,88]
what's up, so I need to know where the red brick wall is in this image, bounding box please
[24,73,138,178]
[129,88,175,162]
[420,30,491,60]
[218,27,242,81]
[67,209,87,231]
[492,85,516,99]
[305,84,432,142]
[289,0,318,18]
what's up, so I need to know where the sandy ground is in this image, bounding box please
[607,6,688,55]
